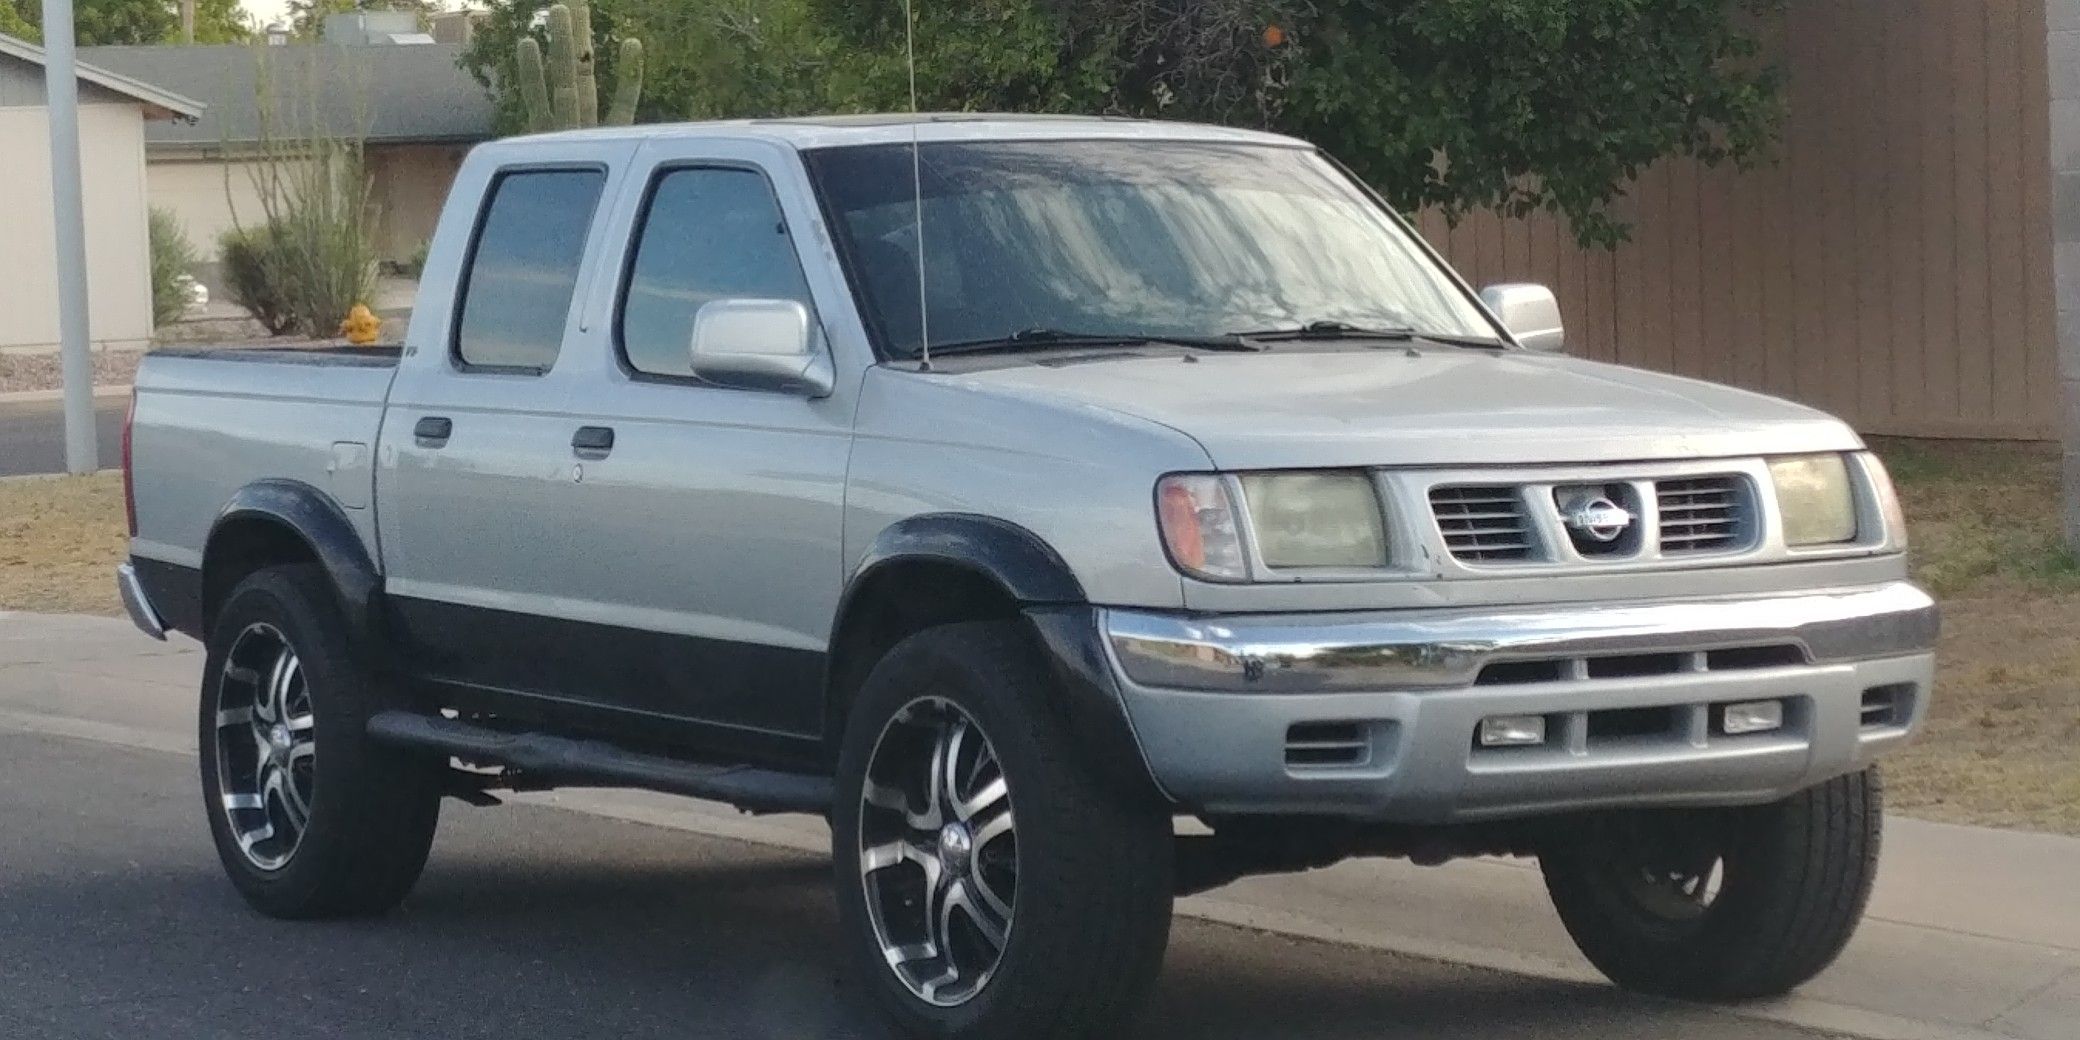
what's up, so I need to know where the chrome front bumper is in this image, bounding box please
[117,561,167,640]
[1103,581,1937,822]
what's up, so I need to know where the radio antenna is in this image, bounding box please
[903,0,931,371]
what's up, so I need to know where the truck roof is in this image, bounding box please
[506,113,1311,152]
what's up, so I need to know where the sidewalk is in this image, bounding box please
[2,611,2073,1040]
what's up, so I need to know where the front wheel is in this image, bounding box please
[1540,768,1883,1000]
[832,621,1174,1040]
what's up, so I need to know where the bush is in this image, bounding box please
[217,226,297,336]
[220,152,378,339]
[228,47,380,339]
[147,208,197,326]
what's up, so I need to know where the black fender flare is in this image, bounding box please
[840,513,1086,611]
[832,514,1166,804]
[203,479,385,651]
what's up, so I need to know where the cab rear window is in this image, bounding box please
[453,168,606,372]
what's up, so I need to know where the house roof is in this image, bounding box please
[78,43,492,149]
[0,32,203,120]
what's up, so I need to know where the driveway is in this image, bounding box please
[0,396,125,476]
[1,613,2074,1040]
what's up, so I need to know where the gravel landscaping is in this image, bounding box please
[0,350,146,395]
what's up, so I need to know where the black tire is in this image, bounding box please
[1540,768,1883,1000]
[198,563,442,919]
[833,621,1174,1040]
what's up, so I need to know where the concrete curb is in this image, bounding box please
[0,385,132,405]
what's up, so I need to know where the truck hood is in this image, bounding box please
[947,348,1861,469]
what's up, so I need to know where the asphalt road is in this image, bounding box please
[0,730,1837,1040]
[0,397,126,477]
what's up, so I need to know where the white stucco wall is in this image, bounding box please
[143,155,278,259]
[0,100,155,353]
[367,143,467,261]
[145,143,467,273]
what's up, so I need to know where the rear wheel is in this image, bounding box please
[833,621,1174,1039]
[1540,769,1883,1000]
[199,564,442,919]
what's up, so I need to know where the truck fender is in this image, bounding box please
[203,479,385,652]
[832,514,1167,804]
[843,513,1086,607]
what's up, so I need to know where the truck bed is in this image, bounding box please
[127,346,398,576]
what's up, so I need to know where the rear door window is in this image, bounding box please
[454,168,606,372]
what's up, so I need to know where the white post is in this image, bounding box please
[42,0,100,475]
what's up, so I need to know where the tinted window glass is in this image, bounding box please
[455,169,605,370]
[803,141,1493,359]
[620,167,814,377]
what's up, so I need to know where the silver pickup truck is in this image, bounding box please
[120,115,1938,1040]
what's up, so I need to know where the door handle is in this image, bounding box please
[571,425,615,457]
[413,416,452,445]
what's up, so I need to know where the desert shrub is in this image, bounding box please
[217,225,297,336]
[147,207,197,326]
[228,46,380,338]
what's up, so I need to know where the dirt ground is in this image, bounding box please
[1870,439,2080,834]
[3,443,2075,834]
[0,473,125,616]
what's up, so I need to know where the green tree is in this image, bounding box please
[820,0,1788,247]
[186,0,253,42]
[3,0,252,43]
[461,0,1784,245]
[0,0,37,40]
[8,0,176,44]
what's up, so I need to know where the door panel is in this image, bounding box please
[378,137,859,750]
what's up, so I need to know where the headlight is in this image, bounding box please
[1238,471,1389,568]
[1769,454,1857,546]
[1156,474,1249,581]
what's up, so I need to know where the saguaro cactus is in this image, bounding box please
[514,2,644,132]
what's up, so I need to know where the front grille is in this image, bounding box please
[1285,721,1370,768]
[1474,644,1805,686]
[1656,476,1751,555]
[1431,486,1535,562]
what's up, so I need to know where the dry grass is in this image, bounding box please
[1,444,2076,833]
[1871,438,2080,835]
[0,472,126,617]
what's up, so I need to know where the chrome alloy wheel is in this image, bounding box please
[858,697,1017,1007]
[213,623,317,872]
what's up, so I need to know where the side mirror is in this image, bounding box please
[1479,283,1565,354]
[689,298,833,396]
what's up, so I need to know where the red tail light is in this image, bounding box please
[121,392,137,537]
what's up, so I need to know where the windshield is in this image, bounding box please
[802,139,1497,359]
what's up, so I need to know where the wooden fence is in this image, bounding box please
[1415,0,2056,440]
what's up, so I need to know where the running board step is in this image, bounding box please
[365,711,832,815]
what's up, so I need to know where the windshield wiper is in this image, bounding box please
[1232,320,1505,349]
[925,327,1263,357]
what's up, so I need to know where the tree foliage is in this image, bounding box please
[4,0,251,43]
[188,0,253,42]
[8,0,172,44]
[461,0,1785,245]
